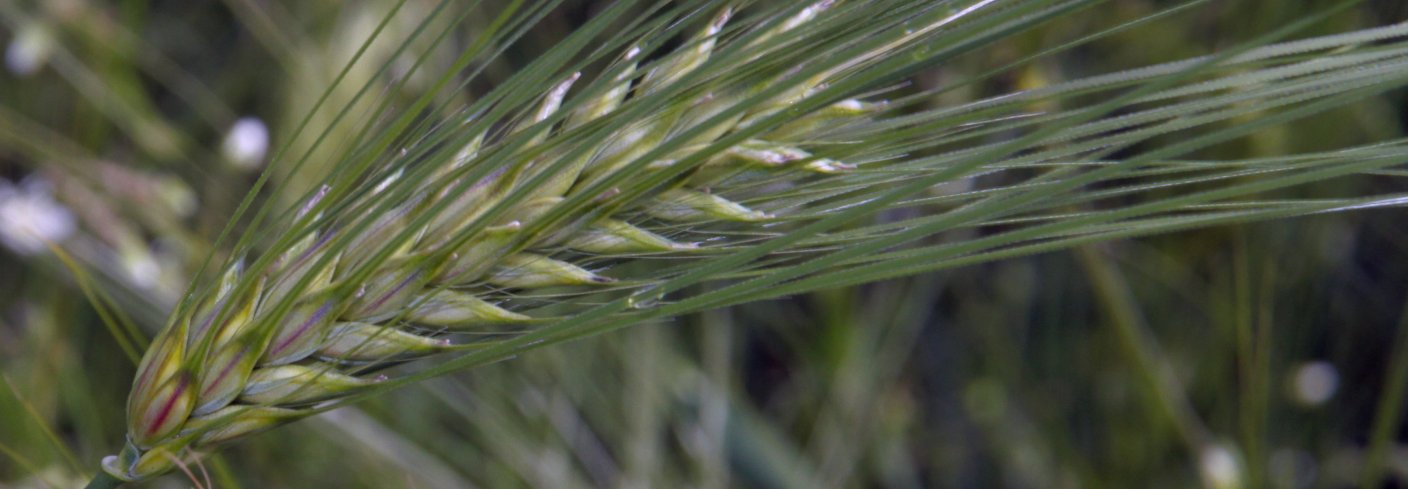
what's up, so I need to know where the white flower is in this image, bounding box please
[1289,361,1339,407]
[1198,444,1244,489]
[5,22,54,76]
[0,177,76,255]
[222,117,270,169]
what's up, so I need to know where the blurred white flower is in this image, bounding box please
[5,22,54,76]
[119,244,162,289]
[222,116,270,169]
[0,177,76,254]
[1289,361,1339,407]
[1198,443,1245,489]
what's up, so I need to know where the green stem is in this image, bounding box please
[1360,293,1408,488]
[84,471,125,489]
[1077,246,1212,451]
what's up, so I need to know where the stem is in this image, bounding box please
[85,471,125,489]
[1360,292,1408,488]
[1078,245,1211,450]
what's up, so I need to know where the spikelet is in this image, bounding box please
[102,3,883,482]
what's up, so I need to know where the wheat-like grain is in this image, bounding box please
[99,3,878,482]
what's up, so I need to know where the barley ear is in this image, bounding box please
[97,5,875,481]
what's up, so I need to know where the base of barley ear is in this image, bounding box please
[85,472,125,489]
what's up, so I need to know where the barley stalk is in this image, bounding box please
[96,3,882,483]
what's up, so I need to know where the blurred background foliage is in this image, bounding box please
[2,1,1408,488]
